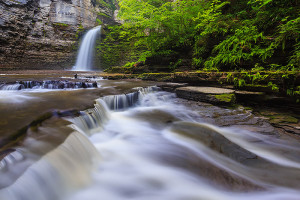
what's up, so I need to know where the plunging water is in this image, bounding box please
[1,83,300,200]
[72,26,101,71]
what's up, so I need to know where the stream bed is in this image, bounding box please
[0,71,300,200]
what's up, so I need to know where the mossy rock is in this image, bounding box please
[269,115,299,124]
[259,110,299,124]
[176,86,236,106]
[213,93,236,103]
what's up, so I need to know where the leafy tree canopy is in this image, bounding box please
[113,0,299,71]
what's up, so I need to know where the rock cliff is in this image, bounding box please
[0,0,115,70]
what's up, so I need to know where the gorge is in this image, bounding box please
[0,0,299,200]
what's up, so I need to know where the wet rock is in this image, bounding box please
[176,86,236,106]
[159,82,188,92]
[82,82,88,88]
[92,82,98,88]
[169,121,257,163]
[58,82,65,89]
[257,110,300,136]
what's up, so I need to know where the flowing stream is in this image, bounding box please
[0,79,300,200]
[72,26,101,71]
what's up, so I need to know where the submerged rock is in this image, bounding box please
[169,121,257,163]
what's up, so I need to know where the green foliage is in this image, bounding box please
[169,59,182,71]
[192,58,203,68]
[228,70,270,88]
[118,0,203,56]
[226,72,233,83]
[97,12,110,18]
[123,62,135,68]
[268,82,279,92]
[289,42,300,67]
[75,24,85,39]
[115,0,300,71]
[251,64,265,72]
[234,77,246,87]
[96,19,103,25]
[96,0,116,11]
[138,51,152,63]
[204,25,274,70]
[96,25,145,69]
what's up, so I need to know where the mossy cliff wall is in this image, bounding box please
[0,0,115,70]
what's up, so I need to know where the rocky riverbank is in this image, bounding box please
[102,71,300,106]
[158,83,300,139]
[0,70,299,139]
[97,71,300,138]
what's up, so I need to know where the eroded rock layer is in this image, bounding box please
[0,0,114,70]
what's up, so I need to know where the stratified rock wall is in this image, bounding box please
[0,0,114,70]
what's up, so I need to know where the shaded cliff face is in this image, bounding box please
[0,0,115,70]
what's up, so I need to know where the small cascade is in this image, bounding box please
[102,92,139,110]
[69,86,159,135]
[0,80,98,90]
[72,26,101,71]
[0,132,100,200]
[102,86,160,111]
[69,99,110,136]
[0,83,25,90]
[0,149,24,172]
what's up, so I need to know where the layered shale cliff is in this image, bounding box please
[0,0,115,70]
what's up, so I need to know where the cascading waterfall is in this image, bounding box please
[72,26,101,71]
[100,86,159,111]
[66,88,300,200]
[1,86,300,200]
[69,99,111,136]
[0,132,100,200]
[69,86,159,135]
[0,80,97,90]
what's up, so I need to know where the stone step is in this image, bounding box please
[175,86,236,106]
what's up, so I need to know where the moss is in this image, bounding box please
[259,110,299,124]
[97,12,110,18]
[53,22,70,27]
[213,94,236,103]
[96,19,103,25]
[96,0,116,10]
[243,106,253,111]
[269,115,299,124]
[104,66,134,74]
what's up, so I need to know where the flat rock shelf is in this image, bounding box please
[175,86,236,106]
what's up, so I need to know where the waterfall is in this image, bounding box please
[102,86,160,111]
[72,26,101,71]
[0,132,100,200]
[69,86,159,135]
[0,80,98,90]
